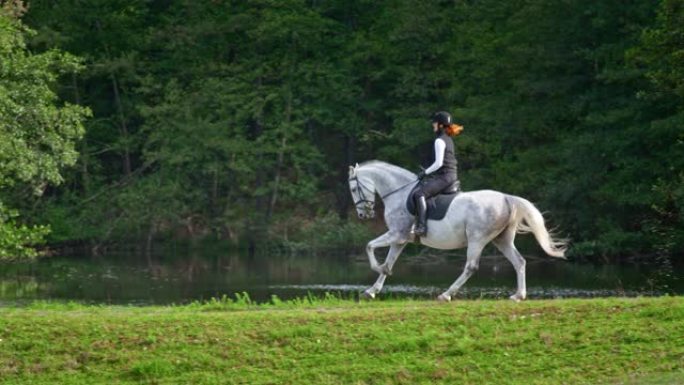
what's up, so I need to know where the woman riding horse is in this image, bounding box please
[412,111,464,236]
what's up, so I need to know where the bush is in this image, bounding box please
[275,213,374,254]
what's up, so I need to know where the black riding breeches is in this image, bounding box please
[412,174,457,201]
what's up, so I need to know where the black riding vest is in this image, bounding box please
[433,132,458,178]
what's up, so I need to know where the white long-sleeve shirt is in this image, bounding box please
[424,138,446,175]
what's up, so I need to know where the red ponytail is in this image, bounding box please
[445,123,464,137]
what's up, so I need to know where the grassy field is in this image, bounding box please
[0,296,683,384]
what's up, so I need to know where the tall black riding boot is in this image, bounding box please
[414,196,428,237]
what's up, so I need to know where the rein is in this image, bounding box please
[349,175,418,206]
[380,179,418,200]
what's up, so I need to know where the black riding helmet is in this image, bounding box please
[432,111,452,126]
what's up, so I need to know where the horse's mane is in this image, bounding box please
[358,160,416,180]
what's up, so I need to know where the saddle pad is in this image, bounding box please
[406,188,460,221]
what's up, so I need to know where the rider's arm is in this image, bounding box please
[424,138,446,175]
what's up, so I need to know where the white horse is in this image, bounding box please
[348,161,567,301]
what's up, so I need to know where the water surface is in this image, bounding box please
[0,250,680,305]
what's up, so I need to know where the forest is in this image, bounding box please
[0,0,682,261]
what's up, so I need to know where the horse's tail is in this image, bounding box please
[508,196,567,259]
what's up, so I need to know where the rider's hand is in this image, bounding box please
[417,170,426,180]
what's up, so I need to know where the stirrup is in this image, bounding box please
[412,223,427,237]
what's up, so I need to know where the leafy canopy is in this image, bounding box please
[0,7,89,259]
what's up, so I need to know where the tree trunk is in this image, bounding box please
[336,133,356,219]
[146,223,155,259]
[266,87,291,223]
[211,166,219,218]
[110,73,132,176]
[72,73,91,196]
[267,135,287,223]
[95,19,132,177]
[266,35,300,224]
[247,76,265,256]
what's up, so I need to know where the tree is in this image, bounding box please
[625,0,684,256]
[137,1,332,249]
[15,0,684,260]
[0,3,89,259]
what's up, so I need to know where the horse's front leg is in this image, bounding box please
[365,231,397,274]
[364,242,407,299]
[377,241,407,276]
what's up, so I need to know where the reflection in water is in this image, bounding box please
[268,284,655,299]
[0,251,681,305]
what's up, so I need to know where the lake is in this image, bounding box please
[0,249,681,305]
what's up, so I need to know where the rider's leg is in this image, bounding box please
[413,176,451,236]
[414,192,428,236]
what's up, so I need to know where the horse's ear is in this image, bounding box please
[348,165,355,177]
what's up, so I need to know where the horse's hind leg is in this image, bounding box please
[438,241,486,302]
[493,226,527,302]
[363,242,407,299]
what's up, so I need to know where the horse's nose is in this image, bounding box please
[358,212,365,219]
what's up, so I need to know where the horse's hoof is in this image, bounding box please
[437,293,451,302]
[509,294,524,302]
[361,291,376,300]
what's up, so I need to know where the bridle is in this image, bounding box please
[349,174,418,214]
[349,176,375,211]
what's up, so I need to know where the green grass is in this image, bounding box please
[0,296,683,384]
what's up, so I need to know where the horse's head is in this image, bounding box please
[348,164,376,219]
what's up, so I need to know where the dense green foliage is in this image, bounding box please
[1,0,682,259]
[0,3,88,259]
[0,297,683,384]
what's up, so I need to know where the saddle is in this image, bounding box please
[406,180,461,221]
